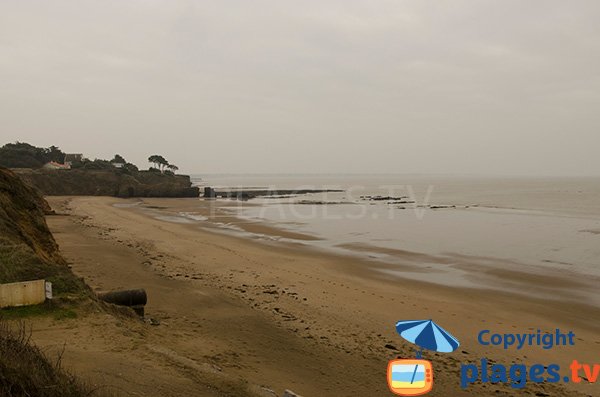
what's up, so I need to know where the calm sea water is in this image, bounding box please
[189,174,600,302]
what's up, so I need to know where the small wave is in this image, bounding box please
[113,202,141,208]
[179,212,208,221]
[154,215,196,224]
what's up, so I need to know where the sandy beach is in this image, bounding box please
[3,2,599,395]
[22,196,597,396]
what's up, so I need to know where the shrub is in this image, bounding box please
[0,320,100,396]
[0,143,65,169]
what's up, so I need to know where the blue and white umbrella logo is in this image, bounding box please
[395,319,459,357]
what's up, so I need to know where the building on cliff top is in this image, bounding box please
[63,153,83,167]
[43,161,70,170]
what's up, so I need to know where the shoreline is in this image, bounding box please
[134,196,600,309]
[106,195,600,333]
[35,196,599,396]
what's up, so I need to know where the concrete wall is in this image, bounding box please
[0,280,46,308]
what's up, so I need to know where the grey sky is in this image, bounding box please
[1,1,599,175]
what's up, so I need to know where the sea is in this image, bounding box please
[189,174,600,303]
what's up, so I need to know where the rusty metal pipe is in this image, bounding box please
[97,289,147,307]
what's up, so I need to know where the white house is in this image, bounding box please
[43,161,70,170]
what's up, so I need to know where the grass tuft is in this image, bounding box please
[0,319,104,396]
[0,302,78,321]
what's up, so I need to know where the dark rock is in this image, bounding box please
[361,195,409,201]
[204,186,216,198]
[13,168,199,198]
[213,189,344,200]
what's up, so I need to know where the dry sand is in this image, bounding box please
[29,196,600,397]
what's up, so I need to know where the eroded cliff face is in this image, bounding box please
[13,169,199,198]
[0,167,83,294]
[0,167,62,263]
[0,167,96,395]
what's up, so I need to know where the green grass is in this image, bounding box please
[52,308,78,320]
[0,303,78,321]
[0,239,88,299]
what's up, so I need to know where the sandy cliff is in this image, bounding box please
[0,167,83,294]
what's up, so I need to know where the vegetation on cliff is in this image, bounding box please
[0,142,66,169]
[0,142,178,175]
[0,167,98,395]
[0,167,86,295]
[147,154,179,174]
[0,142,139,172]
[0,142,198,198]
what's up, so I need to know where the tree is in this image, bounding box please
[157,156,169,171]
[167,164,179,173]
[111,154,126,164]
[82,159,113,170]
[123,163,138,173]
[46,145,66,163]
[148,155,160,170]
[0,142,65,168]
[148,154,169,172]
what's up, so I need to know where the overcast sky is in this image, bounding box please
[1,1,599,175]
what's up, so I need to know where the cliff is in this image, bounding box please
[0,167,85,295]
[13,169,199,198]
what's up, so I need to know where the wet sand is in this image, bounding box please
[33,196,600,396]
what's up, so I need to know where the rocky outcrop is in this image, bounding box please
[13,169,199,198]
[205,188,343,200]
